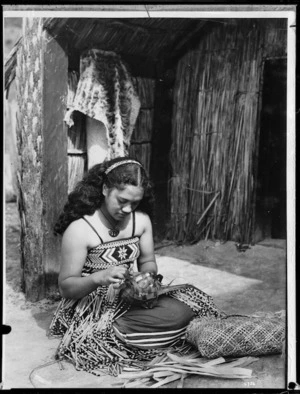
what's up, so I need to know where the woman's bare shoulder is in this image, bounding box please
[135,210,151,221]
[62,218,91,244]
[135,211,152,233]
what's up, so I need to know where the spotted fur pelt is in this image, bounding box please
[64,49,141,158]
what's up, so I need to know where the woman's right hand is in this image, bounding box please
[93,265,128,286]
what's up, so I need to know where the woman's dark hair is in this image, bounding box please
[54,157,154,235]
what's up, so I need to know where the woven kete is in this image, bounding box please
[186,313,285,358]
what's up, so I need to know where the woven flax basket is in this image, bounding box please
[186,312,285,359]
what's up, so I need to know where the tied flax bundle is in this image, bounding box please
[118,271,189,309]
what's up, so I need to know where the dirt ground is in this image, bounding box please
[3,202,287,389]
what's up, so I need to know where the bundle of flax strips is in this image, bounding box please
[113,350,258,388]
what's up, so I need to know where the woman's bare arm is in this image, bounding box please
[136,212,157,275]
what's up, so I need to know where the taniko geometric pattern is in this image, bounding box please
[82,236,140,275]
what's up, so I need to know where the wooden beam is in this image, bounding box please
[42,27,69,296]
[15,18,68,301]
[16,18,44,301]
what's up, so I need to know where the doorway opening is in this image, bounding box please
[255,58,287,240]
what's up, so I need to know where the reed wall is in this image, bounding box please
[169,19,287,243]
[129,77,156,174]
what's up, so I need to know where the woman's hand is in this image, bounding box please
[94,265,128,287]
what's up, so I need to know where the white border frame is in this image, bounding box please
[3,5,297,389]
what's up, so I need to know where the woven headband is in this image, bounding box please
[104,160,143,175]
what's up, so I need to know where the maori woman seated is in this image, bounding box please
[49,157,220,374]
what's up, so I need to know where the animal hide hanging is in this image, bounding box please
[64,49,141,159]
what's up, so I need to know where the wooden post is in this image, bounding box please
[15,18,68,301]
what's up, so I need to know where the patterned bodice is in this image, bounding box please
[81,237,140,277]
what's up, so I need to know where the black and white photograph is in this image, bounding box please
[2,4,297,390]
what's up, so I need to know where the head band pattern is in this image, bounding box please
[104,160,143,175]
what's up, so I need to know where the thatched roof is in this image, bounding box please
[5,17,214,91]
[43,18,209,60]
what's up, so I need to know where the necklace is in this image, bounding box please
[99,207,120,237]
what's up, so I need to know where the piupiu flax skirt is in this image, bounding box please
[49,284,221,375]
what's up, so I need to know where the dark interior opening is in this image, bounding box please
[255,58,287,240]
[150,68,175,242]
